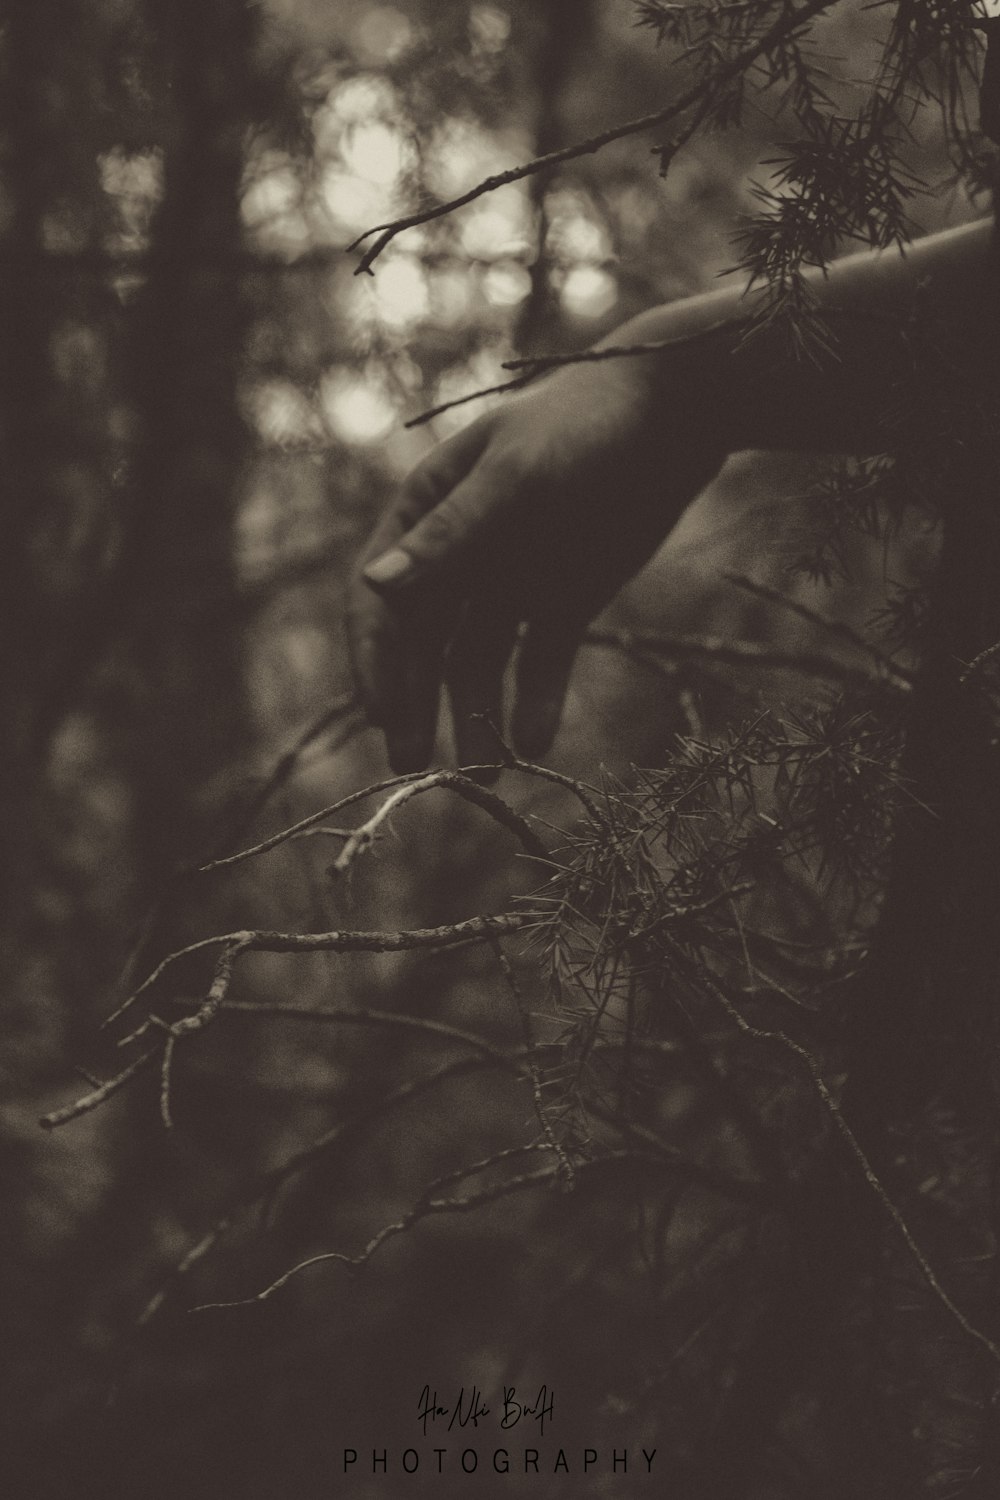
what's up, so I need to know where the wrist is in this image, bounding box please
[592,288,748,451]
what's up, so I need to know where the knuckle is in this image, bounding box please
[481,439,522,485]
[397,467,439,523]
[412,498,462,555]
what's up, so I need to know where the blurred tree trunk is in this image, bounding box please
[121,0,262,880]
[0,0,267,1485]
[0,0,126,1482]
[0,0,116,995]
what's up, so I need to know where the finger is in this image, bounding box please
[510,616,585,760]
[363,449,518,593]
[349,542,460,763]
[347,578,453,772]
[386,598,449,774]
[360,418,492,583]
[346,548,414,730]
[445,597,520,782]
[347,418,491,734]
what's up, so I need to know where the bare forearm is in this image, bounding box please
[605,218,994,454]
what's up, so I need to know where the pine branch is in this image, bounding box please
[347,0,841,275]
[661,936,1000,1368]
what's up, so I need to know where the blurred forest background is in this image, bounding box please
[1,2,989,1497]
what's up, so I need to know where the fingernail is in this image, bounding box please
[363,548,414,587]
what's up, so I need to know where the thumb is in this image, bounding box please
[363,459,511,592]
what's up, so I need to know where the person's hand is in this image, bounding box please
[346,354,725,774]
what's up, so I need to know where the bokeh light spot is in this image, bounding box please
[560,264,618,319]
[247,380,324,447]
[327,73,398,125]
[320,169,390,233]
[371,255,430,329]
[321,371,397,445]
[341,120,411,187]
[482,261,532,308]
[242,160,300,229]
[469,3,511,53]
[429,268,474,327]
[352,6,414,63]
[458,186,533,260]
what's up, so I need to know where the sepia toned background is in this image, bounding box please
[0,3,986,1496]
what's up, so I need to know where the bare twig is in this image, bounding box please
[136,1052,528,1328]
[159,1032,177,1130]
[203,760,599,874]
[286,827,357,842]
[583,626,913,696]
[661,935,1000,1367]
[192,1165,564,1308]
[329,769,549,874]
[221,912,539,956]
[217,691,365,852]
[48,913,540,1129]
[959,637,1000,683]
[587,1103,764,1205]
[402,324,738,429]
[114,692,365,996]
[724,573,913,687]
[198,768,495,873]
[500,327,734,375]
[347,0,840,274]
[40,1048,161,1130]
[103,933,245,1032]
[467,720,608,822]
[212,998,518,1069]
[492,940,576,1190]
[404,373,535,429]
[190,1150,666,1310]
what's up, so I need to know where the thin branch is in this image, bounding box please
[583,626,913,696]
[587,1102,765,1205]
[203,760,600,874]
[50,913,540,1129]
[959,637,1000,683]
[127,912,536,1022]
[286,826,357,842]
[159,1032,177,1130]
[136,1053,527,1328]
[114,691,364,996]
[662,935,1000,1367]
[492,940,576,1189]
[218,692,364,852]
[192,1165,564,1308]
[213,998,518,1069]
[190,1151,664,1310]
[329,769,549,873]
[467,720,607,822]
[347,0,840,274]
[235,911,540,956]
[198,767,498,873]
[724,573,914,686]
[404,374,534,429]
[103,933,245,1032]
[402,324,738,430]
[404,301,922,430]
[503,322,737,375]
[40,1048,160,1130]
